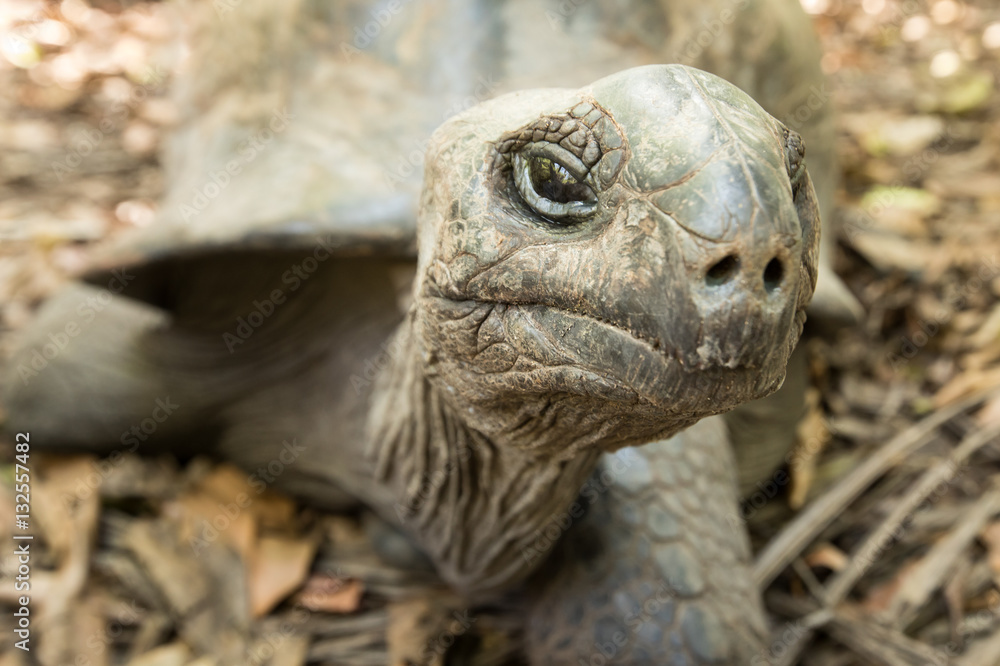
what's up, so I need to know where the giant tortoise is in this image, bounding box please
[3,0,858,663]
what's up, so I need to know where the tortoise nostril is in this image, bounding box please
[763,257,784,292]
[705,255,739,287]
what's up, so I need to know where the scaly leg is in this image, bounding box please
[525,416,766,664]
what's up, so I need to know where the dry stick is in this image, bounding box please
[755,385,1000,589]
[771,422,1000,666]
[791,558,831,606]
[827,425,1000,603]
[885,484,1000,629]
[823,607,951,666]
[766,595,945,666]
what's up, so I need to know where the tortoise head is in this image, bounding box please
[413,65,820,459]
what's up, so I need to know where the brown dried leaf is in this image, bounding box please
[927,172,1000,200]
[1,457,100,622]
[790,388,828,509]
[979,521,1000,575]
[120,520,209,617]
[263,636,310,666]
[295,575,364,613]
[977,394,1000,428]
[253,492,297,531]
[18,83,83,111]
[66,593,111,666]
[805,543,848,572]
[193,463,296,532]
[387,597,448,666]
[969,304,1000,349]
[33,455,99,557]
[249,536,317,618]
[169,489,257,563]
[197,464,257,504]
[849,231,940,274]
[934,366,1000,407]
[861,558,923,614]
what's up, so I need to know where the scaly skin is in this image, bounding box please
[526,417,766,664]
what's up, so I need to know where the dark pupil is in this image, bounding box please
[529,157,591,203]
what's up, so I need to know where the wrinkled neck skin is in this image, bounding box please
[364,310,603,597]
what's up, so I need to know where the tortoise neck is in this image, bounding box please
[365,313,602,594]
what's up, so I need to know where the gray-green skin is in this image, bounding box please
[2,1,847,663]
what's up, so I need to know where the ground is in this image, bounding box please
[0,0,999,664]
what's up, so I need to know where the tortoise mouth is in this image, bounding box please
[422,293,790,411]
[466,300,785,410]
[485,300,679,363]
[481,299,790,372]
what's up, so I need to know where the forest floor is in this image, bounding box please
[0,0,999,664]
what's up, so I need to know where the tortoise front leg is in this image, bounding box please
[525,416,767,664]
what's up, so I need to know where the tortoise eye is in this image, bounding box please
[513,149,597,224]
[528,157,595,204]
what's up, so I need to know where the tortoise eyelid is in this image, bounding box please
[517,142,592,184]
[512,153,598,223]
